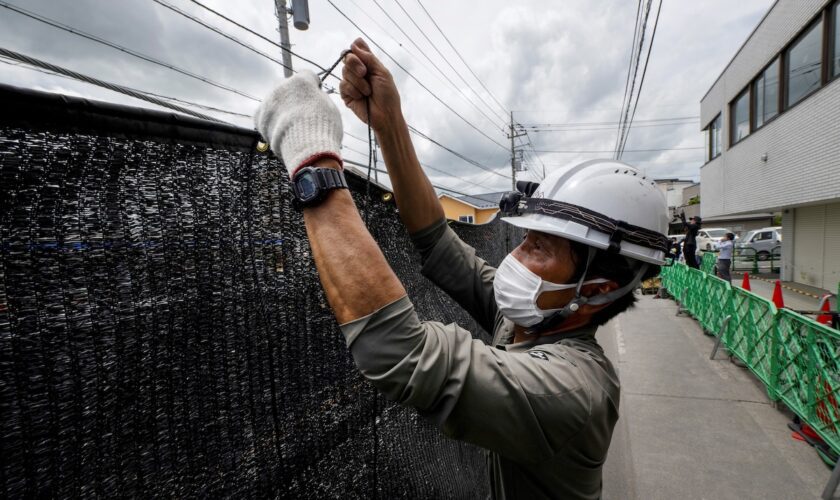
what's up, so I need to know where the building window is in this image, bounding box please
[706,114,722,161]
[458,215,474,223]
[786,19,823,107]
[833,1,840,79]
[730,89,750,145]
[753,58,779,129]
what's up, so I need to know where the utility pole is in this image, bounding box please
[507,111,526,190]
[275,0,294,77]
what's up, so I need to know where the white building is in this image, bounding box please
[700,0,840,291]
[653,178,695,219]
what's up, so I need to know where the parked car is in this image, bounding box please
[736,226,782,261]
[695,227,729,251]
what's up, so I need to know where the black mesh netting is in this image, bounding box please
[0,97,520,498]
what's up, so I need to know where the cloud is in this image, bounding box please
[0,0,774,191]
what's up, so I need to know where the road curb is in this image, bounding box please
[731,271,825,299]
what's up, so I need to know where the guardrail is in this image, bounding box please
[660,263,840,462]
[732,245,783,274]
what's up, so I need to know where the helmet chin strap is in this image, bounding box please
[525,247,650,335]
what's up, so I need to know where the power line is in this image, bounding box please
[344,130,369,144]
[527,121,697,134]
[413,0,509,117]
[614,0,653,157]
[151,0,294,73]
[326,0,509,151]
[343,158,480,199]
[340,132,503,192]
[533,146,702,154]
[406,125,510,179]
[3,0,506,188]
[370,0,505,130]
[345,0,450,89]
[0,47,224,122]
[1,53,254,119]
[183,0,329,75]
[1,11,502,192]
[391,0,506,124]
[614,0,644,154]
[522,115,698,129]
[520,137,546,179]
[618,0,663,158]
[352,125,506,183]
[420,161,502,191]
[0,1,260,102]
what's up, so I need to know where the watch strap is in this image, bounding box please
[317,167,348,190]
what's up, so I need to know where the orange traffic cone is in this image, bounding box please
[741,272,751,291]
[817,296,833,325]
[772,280,785,309]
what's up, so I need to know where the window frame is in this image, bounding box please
[831,0,840,81]
[703,113,722,163]
[752,57,781,130]
[722,3,839,150]
[783,16,825,110]
[729,87,751,147]
[458,215,474,223]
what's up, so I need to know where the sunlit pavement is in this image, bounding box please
[599,294,831,500]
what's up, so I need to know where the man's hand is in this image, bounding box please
[340,38,402,134]
[254,70,343,178]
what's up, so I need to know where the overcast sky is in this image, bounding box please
[0,0,773,195]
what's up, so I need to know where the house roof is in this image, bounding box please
[439,192,506,210]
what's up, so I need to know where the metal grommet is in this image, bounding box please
[569,302,580,312]
[381,192,393,202]
[256,141,270,153]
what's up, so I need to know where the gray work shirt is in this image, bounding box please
[340,219,620,499]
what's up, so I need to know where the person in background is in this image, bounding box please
[669,237,682,262]
[679,213,701,269]
[716,232,735,283]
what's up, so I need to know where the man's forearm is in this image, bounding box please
[302,160,406,324]
[376,115,445,233]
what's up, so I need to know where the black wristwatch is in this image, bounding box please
[291,166,349,208]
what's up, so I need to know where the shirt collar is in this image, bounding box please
[495,321,599,352]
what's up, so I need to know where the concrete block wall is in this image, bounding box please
[700,0,840,217]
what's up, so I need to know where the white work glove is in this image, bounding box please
[254,70,343,178]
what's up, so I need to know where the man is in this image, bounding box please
[680,213,701,269]
[255,38,669,499]
[717,232,735,283]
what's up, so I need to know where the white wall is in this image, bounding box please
[791,203,840,290]
[700,0,840,217]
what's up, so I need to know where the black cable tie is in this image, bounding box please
[608,220,630,254]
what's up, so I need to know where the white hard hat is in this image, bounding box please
[501,159,669,265]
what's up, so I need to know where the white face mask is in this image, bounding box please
[493,253,609,327]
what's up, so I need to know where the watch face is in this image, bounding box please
[297,172,318,201]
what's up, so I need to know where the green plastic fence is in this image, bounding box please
[662,263,840,455]
[700,251,717,274]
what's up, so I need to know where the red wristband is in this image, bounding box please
[291,152,343,178]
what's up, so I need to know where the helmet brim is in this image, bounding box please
[502,214,666,265]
